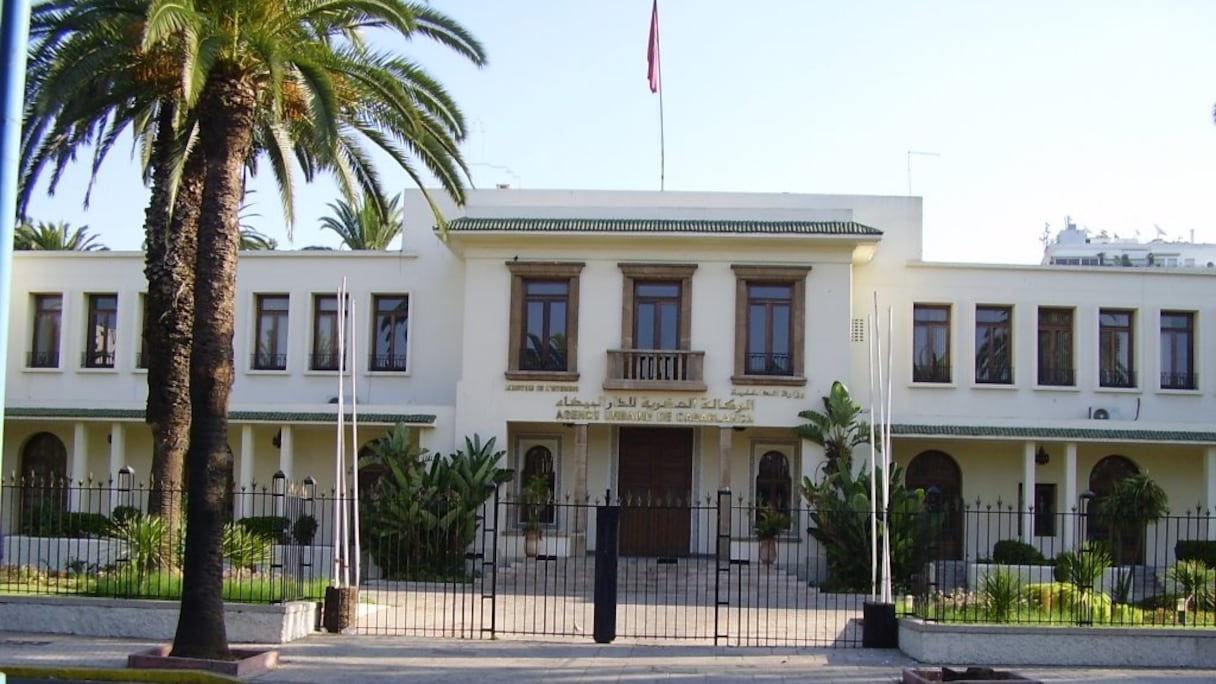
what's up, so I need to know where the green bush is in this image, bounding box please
[980,570,1023,623]
[1176,541,1216,567]
[1053,543,1112,587]
[292,514,318,545]
[107,514,183,575]
[236,516,291,543]
[109,506,143,525]
[1166,559,1215,611]
[21,505,111,538]
[992,540,1047,565]
[223,522,273,571]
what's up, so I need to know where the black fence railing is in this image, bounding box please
[914,505,1216,628]
[1099,368,1136,388]
[1037,367,1075,386]
[913,363,951,383]
[368,353,408,372]
[251,352,288,371]
[744,353,793,376]
[1160,371,1198,391]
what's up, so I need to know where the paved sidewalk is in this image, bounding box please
[4,632,1216,683]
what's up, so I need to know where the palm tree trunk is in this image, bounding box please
[171,67,257,660]
[144,104,200,525]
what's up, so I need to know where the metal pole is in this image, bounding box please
[0,0,33,479]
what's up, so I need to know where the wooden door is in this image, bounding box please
[618,427,693,557]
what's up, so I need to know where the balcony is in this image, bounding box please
[26,351,60,369]
[1099,368,1136,389]
[744,353,793,377]
[369,353,408,373]
[1160,371,1197,391]
[604,349,705,391]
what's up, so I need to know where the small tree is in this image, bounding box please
[794,381,870,474]
[1095,472,1168,565]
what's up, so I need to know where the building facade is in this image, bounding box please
[4,189,1215,562]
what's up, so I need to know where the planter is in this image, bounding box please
[524,530,542,558]
[757,538,778,566]
[862,601,898,648]
[902,667,1041,683]
[128,646,279,677]
[323,586,359,633]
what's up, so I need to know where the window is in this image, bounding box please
[1018,482,1057,537]
[755,450,792,516]
[254,295,290,370]
[311,294,341,371]
[975,305,1012,384]
[370,295,409,372]
[1037,307,1074,386]
[1098,309,1135,387]
[913,304,951,383]
[519,445,556,525]
[83,294,118,368]
[29,294,62,368]
[136,294,149,369]
[521,282,567,371]
[732,265,809,384]
[1160,311,1195,390]
[635,281,681,350]
[506,262,583,380]
[609,263,701,388]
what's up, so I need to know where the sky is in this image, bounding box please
[22,0,1216,263]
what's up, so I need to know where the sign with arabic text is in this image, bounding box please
[552,395,755,425]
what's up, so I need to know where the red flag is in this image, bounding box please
[647,0,661,93]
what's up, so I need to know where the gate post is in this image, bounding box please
[714,487,731,645]
[593,500,619,643]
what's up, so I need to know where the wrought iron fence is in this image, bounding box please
[914,504,1216,628]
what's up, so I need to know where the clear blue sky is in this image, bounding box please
[22,0,1216,263]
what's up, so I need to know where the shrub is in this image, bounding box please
[1053,543,1112,588]
[110,506,143,525]
[223,522,273,571]
[292,514,319,545]
[1176,541,1216,567]
[237,516,291,544]
[992,540,1046,565]
[107,514,182,575]
[1166,559,1215,611]
[980,570,1022,623]
[20,505,110,538]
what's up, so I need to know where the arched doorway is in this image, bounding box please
[19,432,68,532]
[906,450,963,560]
[1087,454,1140,564]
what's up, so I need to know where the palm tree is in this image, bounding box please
[239,229,278,250]
[13,220,108,251]
[320,192,405,250]
[139,0,485,659]
[795,381,871,475]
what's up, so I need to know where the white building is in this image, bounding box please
[1043,218,1216,269]
[5,189,1215,563]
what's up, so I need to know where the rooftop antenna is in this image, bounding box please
[906,150,941,195]
[1040,222,1051,249]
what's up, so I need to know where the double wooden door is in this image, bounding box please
[618,427,693,557]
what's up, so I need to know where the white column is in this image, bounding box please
[1022,441,1036,542]
[108,423,125,513]
[1063,442,1078,550]
[1205,446,1216,541]
[278,425,294,479]
[718,426,733,490]
[239,425,255,519]
[70,422,89,510]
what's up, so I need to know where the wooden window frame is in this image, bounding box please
[29,293,62,368]
[731,265,808,386]
[618,263,696,350]
[1160,310,1195,390]
[913,304,951,383]
[311,294,341,371]
[974,304,1013,385]
[84,293,118,369]
[370,294,409,372]
[506,262,583,381]
[1036,307,1074,386]
[254,294,290,371]
[1098,308,1135,388]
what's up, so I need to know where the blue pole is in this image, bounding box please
[0,0,33,478]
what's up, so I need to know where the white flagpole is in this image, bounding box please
[867,303,879,600]
[881,306,895,603]
[350,298,361,588]
[332,281,345,586]
[337,280,349,587]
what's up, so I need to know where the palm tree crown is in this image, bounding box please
[14,220,108,251]
[320,192,405,250]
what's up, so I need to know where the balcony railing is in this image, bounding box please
[913,363,951,383]
[369,353,408,372]
[1037,366,1075,386]
[1160,371,1197,390]
[26,351,59,368]
[604,348,705,390]
[310,353,340,371]
[744,353,793,376]
[81,351,115,369]
[975,364,1012,385]
[1099,368,1136,388]
[252,353,288,371]
[519,346,567,372]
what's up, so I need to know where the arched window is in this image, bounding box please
[19,432,68,531]
[520,445,555,524]
[755,450,792,514]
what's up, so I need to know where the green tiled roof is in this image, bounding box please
[446,217,883,236]
[6,407,436,425]
[891,423,1216,444]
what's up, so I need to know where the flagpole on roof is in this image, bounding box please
[648,0,666,191]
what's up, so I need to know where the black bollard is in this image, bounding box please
[593,504,620,643]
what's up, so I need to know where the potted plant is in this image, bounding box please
[754,505,791,566]
[521,474,550,558]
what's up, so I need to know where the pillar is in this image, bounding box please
[1022,441,1035,542]
[1205,446,1216,541]
[239,424,255,519]
[108,423,125,513]
[718,426,733,489]
[69,422,89,510]
[1063,442,1078,550]
[278,425,294,480]
[573,424,589,554]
